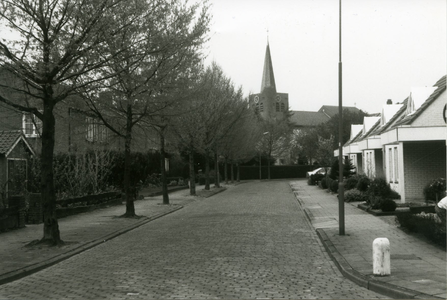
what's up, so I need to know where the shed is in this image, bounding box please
[0,131,35,199]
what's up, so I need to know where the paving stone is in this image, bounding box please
[0,181,386,299]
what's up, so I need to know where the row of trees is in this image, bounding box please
[290,109,366,166]
[0,0,282,245]
[0,0,214,245]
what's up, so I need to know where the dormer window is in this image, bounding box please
[22,113,42,137]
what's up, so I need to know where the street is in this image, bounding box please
[0,180,386,299]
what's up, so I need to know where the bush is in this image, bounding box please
[389,189,401,200]
[320,177,329,189]
[367,177,392,199]
[330,180,339,193]
[308,173,324,186]
[423,178,446,202]
[355,175,370,192]
[367,195,383,209]
[381,199,397,212]
[344,189,368,202]
[396,212,446,249]
[344,176,359,191]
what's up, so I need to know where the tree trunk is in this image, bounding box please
[204,151,210,190]
[224,159,228,184]
[268,152,271,180]
[214,151,220,188]
[41,101,62,245]
[123,104,135,217]
[160,128,169,205]
[189,149,196,195]
[231,163,234,183]
[237,163,240,182]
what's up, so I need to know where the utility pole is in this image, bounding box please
[338,0,345,235]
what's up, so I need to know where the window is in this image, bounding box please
[86,117,108,143]
[275,103,280,112]
[388,148,393,182]
[260,102,264,112]
[394,147,398,182]
[280,103,285,112]
[22,113,42,137]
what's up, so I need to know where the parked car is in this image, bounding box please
[306,167,329,178]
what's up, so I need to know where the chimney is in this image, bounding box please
[386,99,393,105]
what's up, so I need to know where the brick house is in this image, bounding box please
[340,75,446,202]
[380,75,446,202]
[0,131,35,198]
[0,100,158,155]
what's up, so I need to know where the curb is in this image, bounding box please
[143,186,189,197]
[291,183,444,299]
[316,229,443,299]
[0,205,183,286]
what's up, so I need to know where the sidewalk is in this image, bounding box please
[0,185,222,286]
[290,179,447,299]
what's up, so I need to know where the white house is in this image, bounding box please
[340,75,447,203]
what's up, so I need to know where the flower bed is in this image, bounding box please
[395,211,446,249]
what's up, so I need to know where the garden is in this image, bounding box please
[308,158,446,249]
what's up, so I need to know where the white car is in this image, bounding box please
[306,167,329,178]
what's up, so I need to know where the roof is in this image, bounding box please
[260,43,276,93]
[395,75,446,126]
[318,105,363,118]
[290,111,329,127]
[0,130,34,156]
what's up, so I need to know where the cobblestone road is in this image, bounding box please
[0,181,387,299]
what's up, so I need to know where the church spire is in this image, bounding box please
[260,42,276,93]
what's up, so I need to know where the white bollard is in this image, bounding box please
[372,238,390,276]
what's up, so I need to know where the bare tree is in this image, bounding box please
[81,0,210,216]
[0,0,143,245]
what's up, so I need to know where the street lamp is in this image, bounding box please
[338,0,345,235]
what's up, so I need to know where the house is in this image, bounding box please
[0,100,158,155]
[340,75,447,202]
[0,131,35,199]
[380,76,446,202]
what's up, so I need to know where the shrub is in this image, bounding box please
[325,177,334,191]
[367,195,383,209]
[381,199,397,212]
[423,178,446,202]
[367,177,392,199]
[320,177,329,189]
[389,189,401,200]
[344,189,368,202]
[344,176,359,191]
[330,180,339,193]
[396,212,446,249]
[355,175,370,192]
[308,174,324,186]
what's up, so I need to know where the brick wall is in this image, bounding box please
[411,90,446,127]
[404,141,446,201]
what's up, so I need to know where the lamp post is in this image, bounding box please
[338,0,345,235]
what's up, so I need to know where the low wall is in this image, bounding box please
[0,197,26,231]
[239,165,315,180]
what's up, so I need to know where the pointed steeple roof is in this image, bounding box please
[260,42,276,93]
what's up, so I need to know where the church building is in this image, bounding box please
[250,41,362,128]
[249,42,289,119]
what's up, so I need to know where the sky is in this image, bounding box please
[204,0,446,114]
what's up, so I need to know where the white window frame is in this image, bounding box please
[22,113,42,137]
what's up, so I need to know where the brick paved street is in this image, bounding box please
[0,180,387,299]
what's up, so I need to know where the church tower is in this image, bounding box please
[250,42,289,119]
